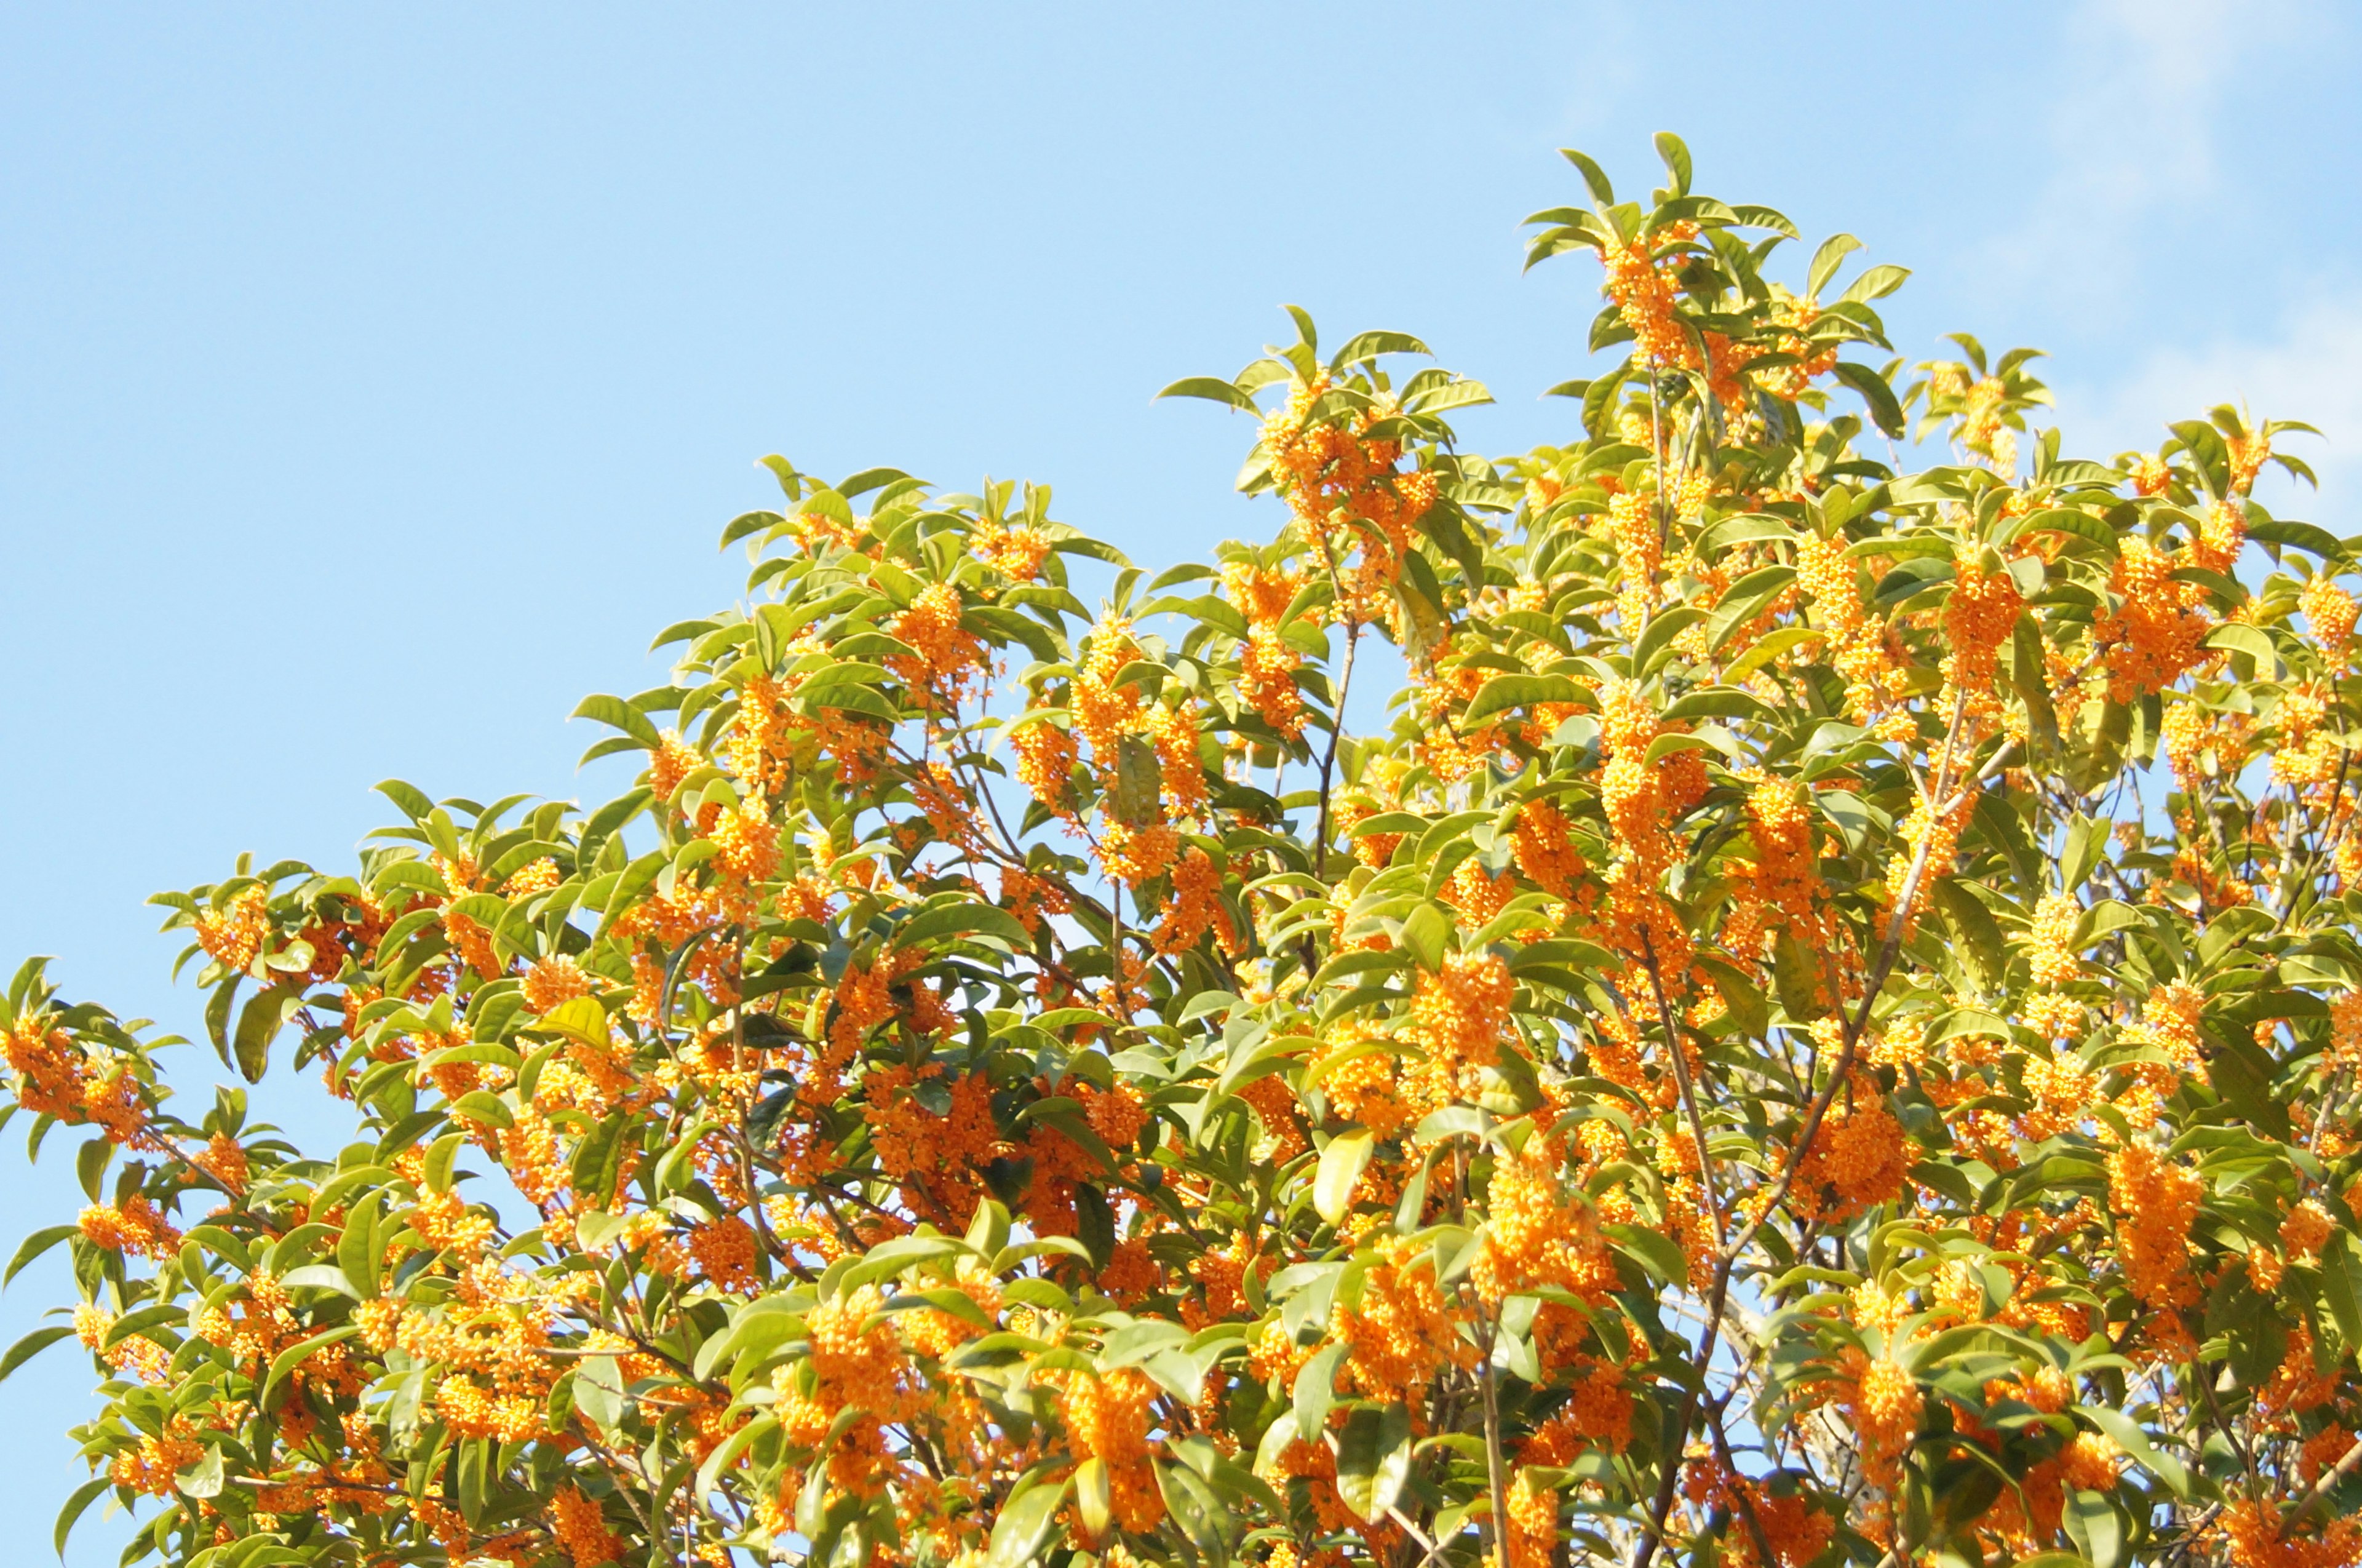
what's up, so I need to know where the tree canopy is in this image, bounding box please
[4,135,2356,1568]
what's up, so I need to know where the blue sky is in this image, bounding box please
[3,2,2358,1557]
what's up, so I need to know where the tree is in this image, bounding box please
[1,133,2352,1568]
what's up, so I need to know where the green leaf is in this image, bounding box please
[1708,564,1797,652]
[1693,954,1767,1038]
[1400,903,1449,973]
[1774,929,1829,1022]
[1832,360,1904,437]
[262,1324,362,1409]
[1074,1183,1116,1271]
[1806,233,1861,299]
[1652,132,1692,196]
[1837,263,1911,304]
[2061,814,2107,896]
[1633,605,1708,677]
[1158,1456,1236,1567]
[1074,1456,1112,1538]
[5,1224,78,1287]
[2323,1230,2362,1349]
[695,1411,778,1501]
[1155,377,1259,413]
[1334,1401,1415,1523]
[1931,880,2006,993]
[1330,330,1431,369]
[54,1473,111,1558]
[2064,1487,2124,1568]
[375,779,435,824]
[572,693,664,750]
[1403,378,1493,417]
[1294,1342,1347,1433]
[575,1355,627,1429]
[2248,517,2342,559]
[0,1324,73,1386]
[1695,512,1795,558]
[986,1476,1069,1568]
[1722,624,1818,684]
[2077,1406,2189,1499]
[1608,1222,1688,1286]
[1462,674,1591,729]
[233,984,306,1083]
[536,995,611,1048]
[1661,686,1775,725]
[338,1195,384,1299]
[2021,507,2117,553]
[893,901,1033,953]
[1558,147,1615,208]
[175,1444,224,1500]
[570,1113,630,1205]
[2205,621,2277,668]
[450,1091,514,1128]
[1316,1129,1375,1227]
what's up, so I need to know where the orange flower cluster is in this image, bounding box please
[2107,1143,2204,1313]
[551,1486,620,1567]
[1475,1147,1617,1305]
[2094,537,2214,701]
[972,520,1050,583]
[78,1195,181,1260]
[1839,1350,1922,1494]
[1940,547,2023,702]
[1596,226,1699,370]
[3,1014,155,1146]
[1884,786,1977,933]
[1684,1460,1832,1568]
[2027,892,2081,989]
[1723,771,1826,964]
[2273,682,2344,788]
[523,953,592,1014]
[1045,1366,1164,1534]
[111,1426,205,1497]
[1505,1468,1556,1568]
[1155,847,1236,955]
[648,730,706,802]
[1791,1083,1911,1220]
[1409,950,1513,1083]
[1330,1234,1472,1396]
[2304,573,2358,661]
[1011,718,1078,817]
[1260,374,1441,620]
[1597,677,1707,976]
[195,885,271,972]
[1797,535,1904,723]
[75,1301,171,1385]
[1222,559,1310,739]
[1608,488,1660,629]
[889,583,989,709]
[1511,797,1586,899]
[2217,1499,2361,1568]
[806,1285,915,1418]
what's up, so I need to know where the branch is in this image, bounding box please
[2281,1431,2362,1537]
[1639,928,1724,1246]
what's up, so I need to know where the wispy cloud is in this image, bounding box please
[1976,0,2300,323]
[2064,293,2362,518]
[2020,0,2355,520]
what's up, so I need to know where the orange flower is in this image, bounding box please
[552,1486,620,1567]
[195,886,270,972]
[1409,950,1513,1081]
[523,953,592,1013]
[2107,1143,2204,1311]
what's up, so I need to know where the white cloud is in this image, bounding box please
[1976,0,2306,322]
[2055,293,2362,521]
